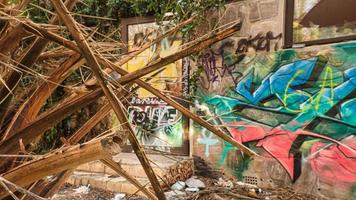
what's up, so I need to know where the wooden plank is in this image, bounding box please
[0,135,124,199]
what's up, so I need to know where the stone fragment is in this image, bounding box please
[185,177,205,189]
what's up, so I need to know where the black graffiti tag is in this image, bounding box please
[199,41,243,89]
[236,31,282,54]
[199,32,282,90]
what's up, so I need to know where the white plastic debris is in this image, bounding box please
[113,193,126,200]
[74,185,90,194]
[185,187,200,192]
[171,181,186,191]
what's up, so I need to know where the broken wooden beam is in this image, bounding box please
[50,1,166,199]
[0,135,124,199]
[0,0,80,140]
[19,16,257,157]
[0,88,103,156]
[101,158,158,200]
[1,55,84,141]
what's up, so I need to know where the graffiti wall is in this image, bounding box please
[191,38,356,198]
[189,1,355,198]
[120,21,187,152]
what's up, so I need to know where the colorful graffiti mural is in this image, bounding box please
[191,40,356,196]
[122,21,186,151]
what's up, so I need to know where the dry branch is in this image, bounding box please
[0,0,79,140]
[0,88,103,157]
[0,135,124,199]
[1,54,84,141]
[0,177,46,200]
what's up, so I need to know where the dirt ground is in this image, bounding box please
[52,184,147,200]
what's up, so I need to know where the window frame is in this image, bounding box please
[120,16,190,156]
[284,0,356,48]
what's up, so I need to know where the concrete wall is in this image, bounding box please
[190,1,356,199]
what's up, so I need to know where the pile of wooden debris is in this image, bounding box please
[0,0,258,199]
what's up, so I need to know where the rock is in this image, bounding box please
[171,181,186,191]
[185,187,200,192]
[185,177,205,189]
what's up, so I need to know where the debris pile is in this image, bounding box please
[165,176,318,200]
[0,1,253,199]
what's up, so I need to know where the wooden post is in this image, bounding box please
[49,1,167,199]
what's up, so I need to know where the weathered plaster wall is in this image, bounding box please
[190,1,356,199]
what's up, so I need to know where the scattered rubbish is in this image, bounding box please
[171,181,186,191]
[74,185,90,194]
[165,190,186,200]
[248,188,258,198]
[185,177,206,189]
[236,181,258,188]
[113,193,126,200]
[185,187,200,192]
[215,177,233,188]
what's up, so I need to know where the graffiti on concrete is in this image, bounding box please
[198,32,282,90]
[192,41,356,191]
[119,21,185,150]
[128,104,183,148]
[235,31,282,54]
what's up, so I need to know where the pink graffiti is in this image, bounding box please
[227,122,356,181]
[309,139,356,183]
